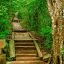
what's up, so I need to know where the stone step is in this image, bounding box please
[16,54,37,57]
[14,39,37,42]
[14,38,38,41]
[15,42,34,46]
[15,40,34,42]
[15,46,36,50]
[7,61,46,64]
[16,57,40,61]
[15,43,34,46]
[15,46,35,47]
[14,32,38,41]
[16,50,37,54]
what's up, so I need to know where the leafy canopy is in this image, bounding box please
[0,0,52,49]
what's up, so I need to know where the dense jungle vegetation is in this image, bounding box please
[0,0,52,50]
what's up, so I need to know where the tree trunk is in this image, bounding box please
[47,0,63,64]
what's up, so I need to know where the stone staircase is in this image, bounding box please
[13,32,46,64]
[9,22,47,64]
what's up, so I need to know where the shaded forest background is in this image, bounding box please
[0,0,52,50]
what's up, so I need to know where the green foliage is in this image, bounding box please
[0,20,11,39]
[44,34,52,50]
[0,0,52,50]
[19,0,52,49]
[0,1,11,39]
[10,0,52,50]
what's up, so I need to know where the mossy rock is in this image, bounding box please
[43,54,51,61]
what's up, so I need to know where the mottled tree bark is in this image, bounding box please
[47,0,63,64]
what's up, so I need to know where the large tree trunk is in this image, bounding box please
[47,0,63,64]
